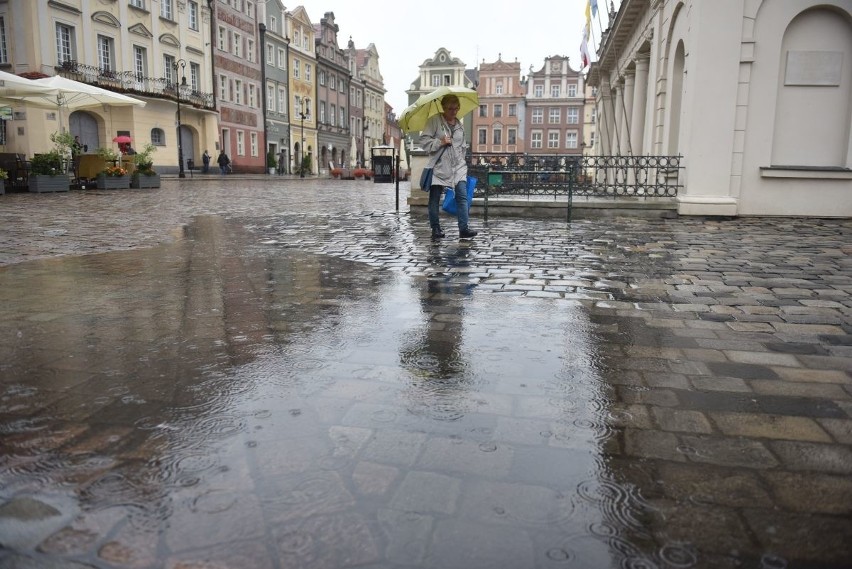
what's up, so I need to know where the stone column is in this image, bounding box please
[630,54,650,156]
[613,80,625,155]
[598,77,614,156]
[622,71,635,156]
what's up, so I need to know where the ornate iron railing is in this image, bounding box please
[58,61,215,110]
[468,153,682,199]
[466,153,682,221]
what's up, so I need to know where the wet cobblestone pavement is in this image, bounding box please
[1,178,851,569]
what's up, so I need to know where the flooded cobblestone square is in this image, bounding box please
[0,179,850,568]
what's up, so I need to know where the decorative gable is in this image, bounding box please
[159,34,181,48]
[128,23,153,38]
[91,11,121,28]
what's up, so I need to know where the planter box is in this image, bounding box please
[130,173,161,189]
[96,174,130,189]
[29,174,71,193]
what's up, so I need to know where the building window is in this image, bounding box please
[531,131,542,148]
[250,132,258,157]
[277,48,285,68]
[190,62,200,92]
[548,131,560,148]
[233,33,241,57]
[55,23,75,65]
[508,103,517,117]
[247,39,254,63]
[568,84,577,97]
[567,108,579,124]
[590,132,595,148]
[330,104,336,126]
[163,54,175,85]
[237,130,245,155]
[151,127,165,146]
[248,84,256,107]
[551,85,560,97]
[478,129,487,144]
[160,0,173,20]
[591,109,596,124]
[532,108,543,124]
[219,74,228,101]
[318,70,325,86]
[339,107,344,126]
[549,108,561,123]
[234,79,242,104]
[267,84,275,111]
[245,1,254,19]
[329,75,336,90]
[493,104,502,118]
[97,35,114,72]
[566,131,578,148]
[293,59,300,79]
[130,0,145,8]
[431,75,441,87]
[495,82,503,95]
[133,46,147,81]
[305,64,311,82]
[218,26,226,51]
[339,78,345,93]
[319,102,326,123]
[266,43,274,64]
[269,15,277,33]
[508,128,517,145]
[492,128,502,145]
[0,17,8,64]
[278,88,286,117]
[479,104,487,117]
[534,85,543,98]
[188,1,199,30]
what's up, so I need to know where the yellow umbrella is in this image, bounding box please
[398,86,478,133]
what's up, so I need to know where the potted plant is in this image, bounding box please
[0,168,7,195]
[353,167,372,180]
[300,155,312,177]
[130,143,160,189]
[267,150,277,175]
[29,150,70,193]
[95,147,130,189]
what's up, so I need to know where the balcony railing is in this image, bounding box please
[58,61,215,110]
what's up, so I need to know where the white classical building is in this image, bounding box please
[589,0,852,217]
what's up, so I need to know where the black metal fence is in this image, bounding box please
[58,61,215,110]
[468,153,682,199]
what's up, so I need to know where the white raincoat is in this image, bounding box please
[417,114,467,189]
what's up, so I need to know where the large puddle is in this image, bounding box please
[0,214,849,568]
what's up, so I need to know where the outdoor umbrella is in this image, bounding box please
[398,86,479,133]
[31,75,146,110]
[113,135,132,144]
[0,70,58,99]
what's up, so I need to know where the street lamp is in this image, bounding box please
[173,58,187,178]
[361,122,368,167]
[299,112,306,178]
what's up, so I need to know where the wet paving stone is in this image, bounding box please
[0,179,850,568]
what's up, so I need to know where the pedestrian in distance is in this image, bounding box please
[202,150,210,173]
[277,148,286,175]
[217,150,230,175]
[417,94,477,240]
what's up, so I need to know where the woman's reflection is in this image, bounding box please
[399,245,476,420]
